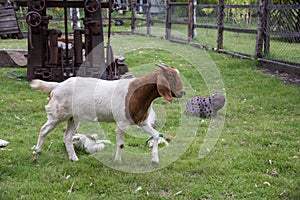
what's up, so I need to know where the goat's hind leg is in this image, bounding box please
[114,126,124,162]
[33,119,60,155]
[114,123,128,162]
[64,118,78,162]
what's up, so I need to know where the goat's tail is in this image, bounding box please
[30,79,59,94]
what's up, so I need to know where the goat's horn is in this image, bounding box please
[156,63,169,70]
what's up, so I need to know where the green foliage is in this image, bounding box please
[202,8,214,16]
[271,0,298,4]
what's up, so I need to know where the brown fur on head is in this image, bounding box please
[126,64,185,125]
[156,64,185,102]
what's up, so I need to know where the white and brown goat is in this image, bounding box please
[30,64,185,164]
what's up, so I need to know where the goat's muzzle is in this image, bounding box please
[173,90,185,98]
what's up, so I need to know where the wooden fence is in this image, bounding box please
[114,0,300,73]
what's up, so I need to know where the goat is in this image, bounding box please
[72,134,112,154]
[30,64,185,164]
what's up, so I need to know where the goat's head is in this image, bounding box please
[125,64,185,125]
[156,64,185,102]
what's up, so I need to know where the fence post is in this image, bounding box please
[263,0,271,56]
[146,0,151,36]
[296,7,300,43]
[217,0,224,51]
[131,0,137,34]
[165,0,171,40]
[255,0,269,58]
[188,0,194,42]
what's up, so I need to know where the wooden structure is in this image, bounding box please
[0,2,23,39]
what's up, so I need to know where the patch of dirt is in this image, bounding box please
[259,68,300,86]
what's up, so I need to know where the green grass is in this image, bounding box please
[133,20,300,64]
[0,35,299,199]
[0,39,27,50]
[193,28,300,64]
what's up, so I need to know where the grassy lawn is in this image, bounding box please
[132,21,300,65]
[193,28,300,64]
[0,35,299,199]
[0,39,27,50]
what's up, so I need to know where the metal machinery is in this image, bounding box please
[18,0,128,81]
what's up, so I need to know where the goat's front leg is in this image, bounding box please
[140,124,160,164]
[114,125,125,162]
[64,118,78,162]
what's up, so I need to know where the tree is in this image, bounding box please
[225,0,257,25]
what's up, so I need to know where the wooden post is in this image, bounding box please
[165,0,171,40]
[131,0,137,33]
[188,0,194,42]
[263,0,271,56]
[217,0,224,51]
[255,0,268,58]
[146,0,151,36]
[296,6,300,43]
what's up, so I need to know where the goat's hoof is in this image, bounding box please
[152,160,159,166]
[32,156,37,162]
[114,158,122,163]
[32,150,40,155]
[70,157,79,162]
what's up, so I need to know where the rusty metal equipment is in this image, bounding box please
[19,0,127,81]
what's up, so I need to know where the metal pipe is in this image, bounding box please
[64,0,69,66]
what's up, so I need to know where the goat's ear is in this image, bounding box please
[157,75,172,102]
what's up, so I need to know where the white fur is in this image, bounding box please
[31,66,184,164]
[147,137,169,148]
[31,77,160,163]
[0,139,9,147]
[72,134,111,154]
